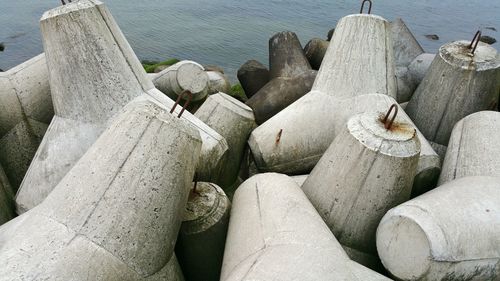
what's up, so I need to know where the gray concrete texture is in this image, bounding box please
[438,111,500,185]
[377,176,500,281]
[406,40,500,146]
[195,93,255,190]
[0,54,53,189]
[206,71,231,95]
[0,164,15,225]
[268,31,311,79]
[0,97,202,280]
[176,182,230,281]
[302,111,420,261]
[221,173,391,281]
[237,60,270,99]
[304,38,329,70]
[15,0,228,213]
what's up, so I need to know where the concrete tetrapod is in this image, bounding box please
[175,182,230,281]
[237,60,269,98]
[438,111,500,185]
[249,93,441,195]
[0,164,15,225]
[206,71,231,96]
[152,60,209,102]
[195,93,255,191]
[246,69,317,124]
[302,109,420,264]
[304,38,329,70]
[220,173,391,281]
[377,176,500,281]
[268,31,311,79]
[0,97,202,280]
[0,54,53,189]
[407,53,435,85]
[406,39,500,146]
[15,0,228,213]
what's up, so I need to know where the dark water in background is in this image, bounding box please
[0,0,498,81]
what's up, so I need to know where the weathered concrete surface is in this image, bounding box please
[246,69,317,124]
[0,54,53,189]
[249,93,441,195]
[302,111,420,258]
[0,164,15,225]
[145,255,185,281]
[391,18,424,68]
[313,14,396,99]
[438,111,500,185]
[395,66,415,103]
[407,53,435,85]
[195,93,255,189]
[176,182,230,281]
[206,71,231,95]
[0,98,202,280]
[269,31,311,79]
[221,173,391,281]
[153,60,209,101]
[15,0,228,213]
[291,174,308,187]
[304,38,329,70]
[377,176,500,281]
[237,60,269,98]
[406,40,500,146]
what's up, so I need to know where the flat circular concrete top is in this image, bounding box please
[360,112,416,141]
[441,40,500,71]
[212,93,254,119]
[177,63,209,94]
[183,182,222,222]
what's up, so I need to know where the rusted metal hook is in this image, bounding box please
[170,90,193,118]
[383,104,398,130]
[61,0,72,5]
[359,0,372,14]
[469,30,481,55]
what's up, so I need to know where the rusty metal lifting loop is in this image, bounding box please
[359,0,372,14]
[383,104,398,130]
[170,90,193,118]
[61,0,72,5]
[469,30,481,55]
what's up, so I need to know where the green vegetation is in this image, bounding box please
[230,83,248,102]
[141,58,180,73]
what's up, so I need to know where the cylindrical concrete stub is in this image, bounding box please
[377,176,500,281]
[302,110,420,255]
[304,38,329,70]
[438,111,500,185]
[195,93,255,189]
[221,173,390,281]
[175,182,230,281]
[153,61,209,102]
[407,53,435,85]
[246,69,317,124]
[313,14,396,99]
[237,60,269,98]
[268,31,311,79]
[406,40,500,146]
[206,71,231,95]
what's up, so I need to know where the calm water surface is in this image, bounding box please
[0,0,498,81]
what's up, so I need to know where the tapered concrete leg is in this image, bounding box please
[269,31,311,79]
[221,173,391,281]
[15,0,228,212]
[406,40,500,146]
[0,164,15,225]
[0,98,202,279]
[145,255,185,281]
[246,70,317,124]
[304,38,329,70]
[407,53,435,85]
[313,14,396,99]
[302,110,420,260]
[153,61,209,101]
[377,176,500,281]
[206,71,231,95]
[391,18,424,68]
[438,111,500,185]
[195,93,255,189]
[176,182,230,281]
[237,60,269,98]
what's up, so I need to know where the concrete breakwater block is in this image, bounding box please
[406,38,500,146]
[391,18,424,69]
[220,173,391,281]
[195,93,255,190]
[304,38,329,70]
[438,111,500,185]
[176,182,230,281]
[0,164,15,225]
[206,71,231,95]
[249,93,441,195]
[377,176,500,281]
[268,31,311,79]
[0,98,202,279]
[15,0,228,213]
[237,60,269,98]
[0,54,53,189]
[407,53,435,85]
[246,69,317,124]
[153,60,209,102]
[302,109,420,263]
